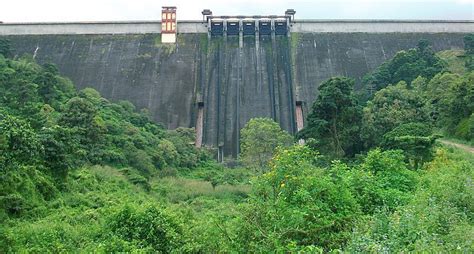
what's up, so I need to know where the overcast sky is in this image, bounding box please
[1,0,472,22]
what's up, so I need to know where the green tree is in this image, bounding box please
[34,63,74,109]
[240,118,293,171]
[59,96,106,162]
[362,81,429,148]
[299,77,362,158]
[0,113,42,168]
[413,70,473,141]
[203,170,224,190]
[39,125,78,180]
[154,139,178,169]
[382,122,438,168]
[362,40,445,98]
[437,72,474,137]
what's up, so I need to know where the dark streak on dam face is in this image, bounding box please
[1,21,472,158]
[202,35,296,157]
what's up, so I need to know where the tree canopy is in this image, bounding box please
[362,40,445,99]
[299,77,362,158]
[240,117,293,170]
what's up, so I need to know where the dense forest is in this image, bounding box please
[0,34,473,252]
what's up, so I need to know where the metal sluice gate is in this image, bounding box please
[205,14,294,37]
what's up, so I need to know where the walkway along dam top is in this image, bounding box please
[0,20,473,35]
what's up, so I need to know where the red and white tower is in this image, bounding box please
[161,6,177,43]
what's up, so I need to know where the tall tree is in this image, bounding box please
[361,81,429,148]
[382,122,438,168]
[240,118,293,171]
[299,77,362,158]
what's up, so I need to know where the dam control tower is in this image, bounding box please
[161,6,177,43]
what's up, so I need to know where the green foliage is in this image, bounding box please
[0,55,208,177]
[437,49,467,75]
[347,149,418,214]
[1,33,473,253]
[0,51,210,221]
[237,145,360,251]
[0,112,42,168]
[360,39,473,146]
[0,39,11,57]
[464,33,474,71]
[347,148,473,252]
[105,205,184,252]
[438,72,474,137]
[362,40,445,97]
[240,117,293,170]
[362,81,429,148]
[415,71,473,141]
[299,77,362,158]
[382,122,439,168]
[39,125,77,181]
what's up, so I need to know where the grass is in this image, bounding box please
[1,164,252,252]
[437,49,467,75]
[151,177,250,203]
[441,145,474,164]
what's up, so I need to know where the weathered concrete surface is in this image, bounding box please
[4,34,204,130]
[291,33,467,116]
[201,36,295,157]
[1,26,470,157]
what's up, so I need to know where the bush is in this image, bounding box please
[105,205,184,252]
[347,148,473,252]
[348,149,418,214]
[237,145,360,251]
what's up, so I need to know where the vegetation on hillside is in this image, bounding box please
[0,35,473,252]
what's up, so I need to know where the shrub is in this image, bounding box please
[348,149,418,214]
[105,205,184,252]
[237,145,360,251]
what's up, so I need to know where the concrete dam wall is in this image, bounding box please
[1,21,472,157]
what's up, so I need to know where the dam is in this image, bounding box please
[1,9,473,158]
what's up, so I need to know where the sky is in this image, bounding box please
[0,0,472,23]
